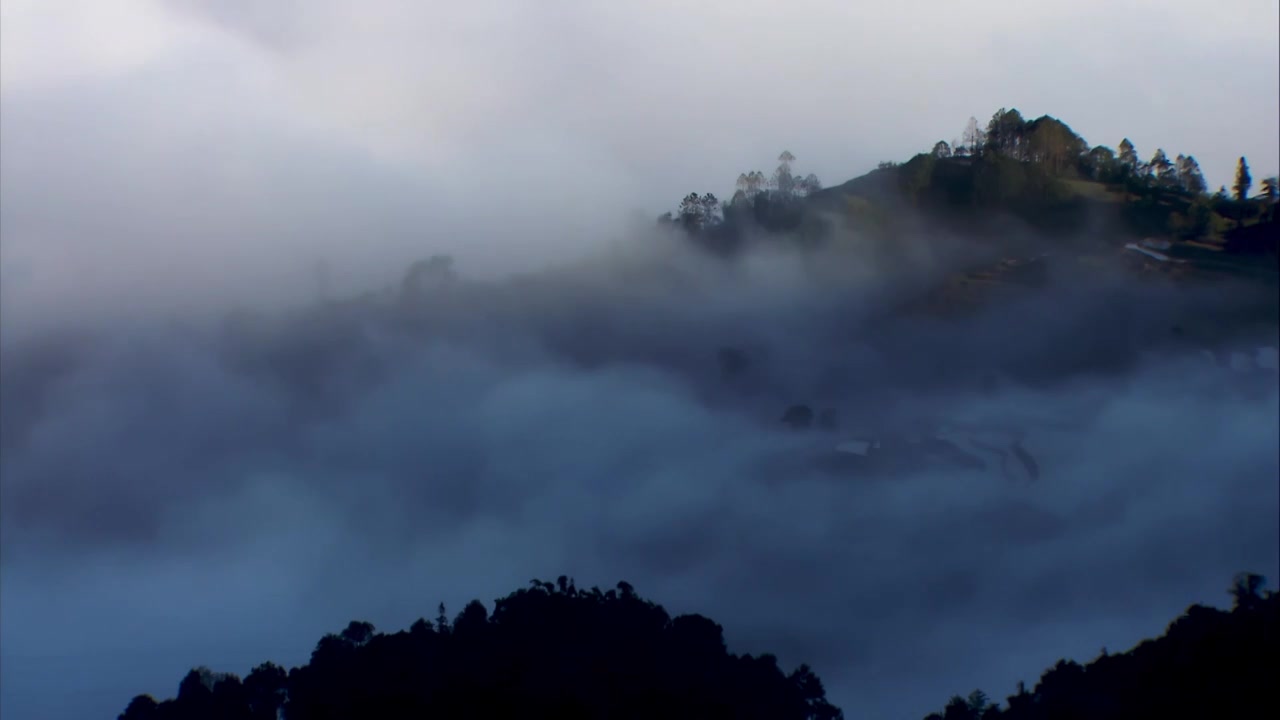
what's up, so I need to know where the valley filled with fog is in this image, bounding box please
[3,223,1277,719]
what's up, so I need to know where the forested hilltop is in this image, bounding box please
[919,573,1278,720]
[118,578,843,720]
[662,108,1278,257]
[119,574,1276,719]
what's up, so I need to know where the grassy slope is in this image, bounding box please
[812,157,1275,279]
[807,158,1278,342]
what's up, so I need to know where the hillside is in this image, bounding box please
[665,108,1280,270]
[919,574,1279,720]
[119,579,843,720]
[118,574,1276,720]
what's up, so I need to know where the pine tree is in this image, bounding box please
[1117,138,1139,176]
[1233,157,1252,202]
[1176,155,1207,194]
[1149,149,1174,187]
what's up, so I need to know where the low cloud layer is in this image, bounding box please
[2,228,1277,719]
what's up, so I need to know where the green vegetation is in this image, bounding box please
[664,108,1279,255]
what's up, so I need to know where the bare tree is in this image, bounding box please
[961,117,986,156]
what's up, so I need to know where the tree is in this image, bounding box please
[1170,154,1189,190]
[773,151,797,195]
[1149,149,1174,187]
[1259,176,1278,222]
[454,599,490,633]
[1233,156,1252,202]
[1176,155,1207,194]
[792,173,822,197]
[1085,145,1116,181]
[1117,138,1139,177]
[244,662,287,720]
[967,690,991,714]
[340,621,375,646]
[962,117,986,157]
[677,192,722,232]
[700,193,723,224]
[1023,115,1086,174]
[120,695,159,720]
[737,170,766,199]
[129,578,847,719]
[941,695,973,720]
[985,108,1027,159]
[932,140,953,158]
[919,572,1278,720]
[1229,572,1266,609]
[176,668,215,708]
[1259,176,1278,203]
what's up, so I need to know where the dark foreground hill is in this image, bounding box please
[920,573,1279,720]
[119,574,1276,720]
[118,578,843,720]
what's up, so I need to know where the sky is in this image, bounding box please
[1,1,1279,719]
[2,0,1278,315]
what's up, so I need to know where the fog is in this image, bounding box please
[3,0,1277,315]
[3,225,1278,718]
[2,2,1279,719]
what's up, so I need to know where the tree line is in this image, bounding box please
[919,572,1278,720]
[935,107,1274,206]
[658,150,823,240]
[661,107,1278,250]
[119,578,843,720]
[118,571,1276,719]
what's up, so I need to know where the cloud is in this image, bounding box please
[3,1,1276,308]
[2,231,1277,718]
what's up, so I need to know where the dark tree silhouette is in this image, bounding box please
[120,579,843,720]
[919,574,1279,720]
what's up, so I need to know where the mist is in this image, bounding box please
[3,1,1279,719]
[3,221,1278,718]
